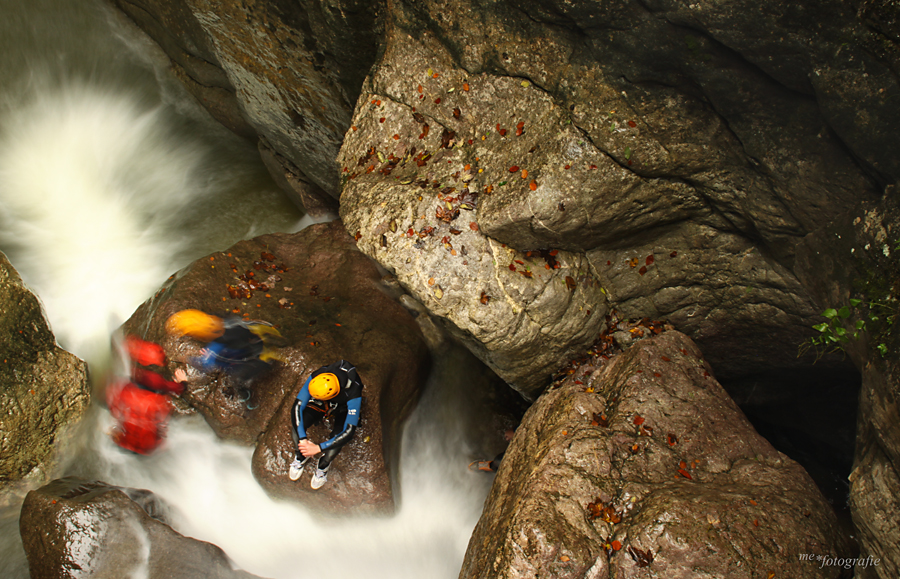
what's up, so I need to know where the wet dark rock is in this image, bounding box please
[122,221,430,514]
[0,251,90,495]
[19,477,262,579]
[461,331,851,579]
[110,0,386,198]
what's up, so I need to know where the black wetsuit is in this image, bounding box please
[290,360,363,469]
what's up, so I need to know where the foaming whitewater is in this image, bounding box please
[0,83,493,578]
[90,356,493,579]
[0,84,206,364]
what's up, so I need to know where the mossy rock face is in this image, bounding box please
[0,251,90,493]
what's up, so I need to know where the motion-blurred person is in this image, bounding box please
[288,360,363,489]
[165,309,284,405]
[107,336,186,455]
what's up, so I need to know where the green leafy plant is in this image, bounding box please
[801,298,894,361]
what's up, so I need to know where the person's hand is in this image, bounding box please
[174,368,187,383]
[298,439,321,457]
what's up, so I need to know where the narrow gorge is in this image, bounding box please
[1,0,898,577]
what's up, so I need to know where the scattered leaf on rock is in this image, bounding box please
[628,546,654,568]
[592,412,609,427]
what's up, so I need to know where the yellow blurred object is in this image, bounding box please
[259,347,285,363]
[249,323,282,341]
[309,372,340,400]
[165,309,224,341]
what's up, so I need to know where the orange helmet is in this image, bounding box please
[165,309,224,341]
[309,373,340,400]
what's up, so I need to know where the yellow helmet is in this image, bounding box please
[165,309,224,341]
[309,373,340,400]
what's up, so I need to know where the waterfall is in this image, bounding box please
[0,0,494,577]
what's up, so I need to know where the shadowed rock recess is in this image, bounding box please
[10,0,899,575]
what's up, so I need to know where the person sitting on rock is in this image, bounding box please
[165,309,284,406]
[107,336,186,455]
[289,360,364,489]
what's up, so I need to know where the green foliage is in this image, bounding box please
[800,298,894,361]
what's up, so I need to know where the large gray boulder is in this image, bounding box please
[336,29,844,397]
[0,251,90,495]
[461,329,851,578]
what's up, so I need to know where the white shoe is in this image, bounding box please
[288,458,307,481]
[310,467,328,489]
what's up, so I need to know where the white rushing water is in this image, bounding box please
[0,1,496,577]
[0,84,208,363]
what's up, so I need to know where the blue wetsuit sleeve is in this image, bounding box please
[345,396,362,427]
[320,396,362,450]
[293,378,312,440]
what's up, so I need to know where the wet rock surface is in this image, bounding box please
[19,476,262,579]
[110,0,385,199]
[0,251,90,496]
[461,329,851,579]
[122,221,430,514]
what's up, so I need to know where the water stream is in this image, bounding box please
[0,1,495,576]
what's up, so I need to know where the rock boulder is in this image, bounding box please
[0,251,90,495]
[461,329,851,578]
[19,477,262,579]
[122,221,430,514]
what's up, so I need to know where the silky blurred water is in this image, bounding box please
[0,1,494,577]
